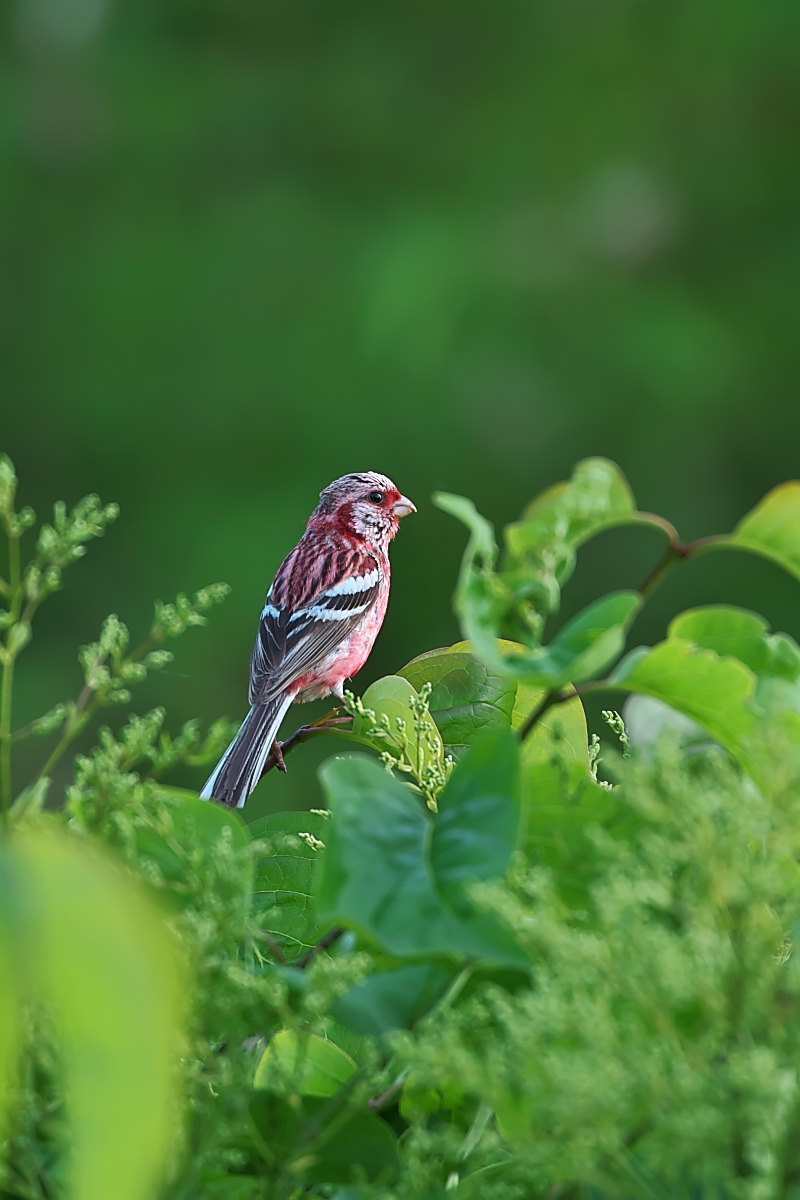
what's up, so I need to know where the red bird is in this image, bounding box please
[201,471,416,808]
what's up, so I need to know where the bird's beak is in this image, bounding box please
[392,495,417,518]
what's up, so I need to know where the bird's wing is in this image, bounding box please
[249,551,384,704]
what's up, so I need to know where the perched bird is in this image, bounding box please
[201,471,416,808]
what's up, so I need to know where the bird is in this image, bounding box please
[201,471,416,808]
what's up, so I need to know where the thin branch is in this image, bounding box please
[296,926,344,969]
[368,1077,406,1111]
[257,714,352,782]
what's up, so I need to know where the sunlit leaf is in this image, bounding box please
[254,1029,356,1098]
[8,826,183,1200]
[611,639,759,775]
[720,481,800,581]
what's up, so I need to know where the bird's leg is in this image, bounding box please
[270,739,287,773]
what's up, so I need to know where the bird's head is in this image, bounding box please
[312,471,416,549]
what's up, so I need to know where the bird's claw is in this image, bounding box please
[271,739,287,773]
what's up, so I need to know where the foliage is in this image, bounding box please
[3,453,800,1199]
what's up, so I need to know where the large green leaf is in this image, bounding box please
[249,812,328,957]
[6,826,182,1200]
[0,903,16,1145]
[316,732,527,965]
[252,854,322,957]
[247,809,329,848]
[512,679,588,769]
[719,481,800,581]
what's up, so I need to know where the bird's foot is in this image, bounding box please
[271,739,288,773]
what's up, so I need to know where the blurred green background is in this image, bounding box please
[3,0,799,817]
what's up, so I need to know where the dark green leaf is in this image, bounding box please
[399,645,516,754]
[332,962,455,1035]
[316,734,527,965]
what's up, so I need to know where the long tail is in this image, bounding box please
[200,693,294,809]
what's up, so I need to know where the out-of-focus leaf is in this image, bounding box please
[505,591,642,687]
[332,962,455,1035]
[512,679,588,769]
[718,481,800,581]
[522,760,619,906]
[7,826,183,1200]
[505,457,641,583]
[669,606,800,713]
[249,1091,399,1185]
[130,789,253,912]
[254,1029,356,1098]
[0,900,16,1143]
[611,639,760,776]
[247,809,329,851]
[316,734,527,965]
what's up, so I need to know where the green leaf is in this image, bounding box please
[5,826,182,1200]
[721,481,800,581]
[253,854,323,957]
[522,760,619,907]
[316,733,527,965]
[433,491,511,673]
[332,962,455,1035]
[348,674,447,778]
[249,1091,399,1185]
[505,457,639,577]
[669,606,800,713]
[254,1029,356,1098]
[611,639,760,776]
[432,726,521,910]
[0,908,16,1145]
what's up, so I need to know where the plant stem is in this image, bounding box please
[0,529,22,818]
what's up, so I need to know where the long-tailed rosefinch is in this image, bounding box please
[201,471,416,808]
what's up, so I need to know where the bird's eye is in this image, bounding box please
[368,490,385,505]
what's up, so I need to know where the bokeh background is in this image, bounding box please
[3,0,799,816]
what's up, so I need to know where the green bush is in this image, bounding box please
[2,453,800,1199]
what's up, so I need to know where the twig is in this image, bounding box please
[297,926,344,969]
[368,1077,406,1111]
[257,714,352,782]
